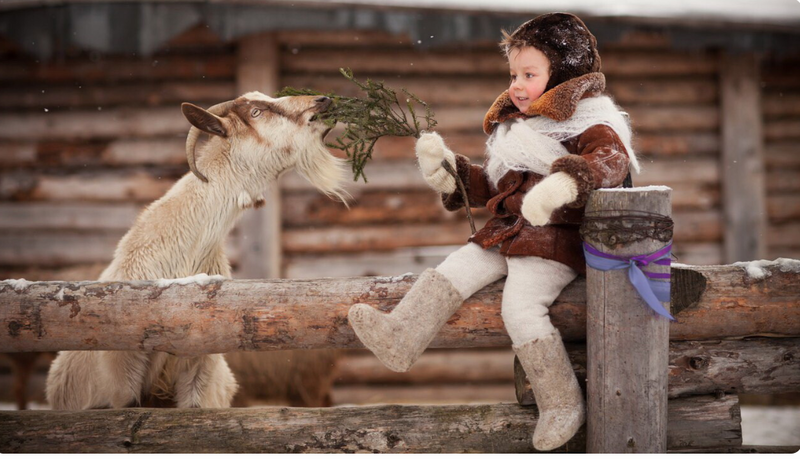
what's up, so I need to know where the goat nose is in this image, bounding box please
[315,96,332,112]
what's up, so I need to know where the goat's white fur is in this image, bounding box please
[46,92,347,409]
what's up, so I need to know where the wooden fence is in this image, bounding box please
[1,256,798,452]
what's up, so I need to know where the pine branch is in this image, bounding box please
[275,68,437,182]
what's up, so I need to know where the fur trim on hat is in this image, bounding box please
[484,72,606,134]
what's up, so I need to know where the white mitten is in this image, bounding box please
[416,132,457,194]
[521,172,579,226]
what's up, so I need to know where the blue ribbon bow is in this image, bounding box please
[583,241,675,321]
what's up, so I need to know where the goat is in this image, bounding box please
[45,92,348,409]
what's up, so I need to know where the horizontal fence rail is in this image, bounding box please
[0,396,740,453]
[1,262,799,355]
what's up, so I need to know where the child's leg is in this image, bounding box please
[503,256,583,452]
[349,243,506,372]
[502,256,576,345]
[435,242,508,298]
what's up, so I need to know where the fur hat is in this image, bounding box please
[502,13,601,92]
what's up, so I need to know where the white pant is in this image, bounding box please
[435,242,578,345]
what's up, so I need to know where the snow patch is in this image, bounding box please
[4,279,34,292]
[155,274,226,288]
[598,185,672,192]
[55,288,65,301]
[732,258,800,280]
[374,272,415,282]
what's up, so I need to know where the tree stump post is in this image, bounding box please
[583,187,672,453]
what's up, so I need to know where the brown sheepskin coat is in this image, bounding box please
[442,72,630,274]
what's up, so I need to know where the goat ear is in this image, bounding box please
[181,103,228,137]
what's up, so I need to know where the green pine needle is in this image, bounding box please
[275,68,437,182]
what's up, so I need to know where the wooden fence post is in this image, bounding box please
[584,187,672,453]
[236,33,282,279]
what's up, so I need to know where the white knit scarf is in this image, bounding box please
[485,96,640,187]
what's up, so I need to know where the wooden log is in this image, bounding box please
[284,246,458,279]
[670,446,800,454]
[0,396,741,453]
[763,92,800,118]
[1,261,799,354]
[767,195,800,223]
[634,132,719,157]
[766,170,800,193]
[606,78,718,105]
[281,49,717,77]
[626,105,719,132]
[0,203,140,230]
[720,52,767,263]
[332,383,516,406]
[0,231,240,267]
[0,138,187,167]
[0,107,189,141]
[334,349,515,385]
[0,55,236,83]
[764,119,800,141]
[0,81,236,110]
[584,188,672,453]
[766,223,800,247]
[765,142,800,168]
[671,242,723,266]
[0,169,180,203]
[516,338,800,403]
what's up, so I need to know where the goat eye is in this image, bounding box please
[251,109,262,118]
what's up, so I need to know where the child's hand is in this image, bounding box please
[521,172,579,226]
[415,132,457,194]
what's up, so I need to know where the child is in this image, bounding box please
[348,12,639,451]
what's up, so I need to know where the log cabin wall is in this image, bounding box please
[762,54,800,261]
[0,25,766,281]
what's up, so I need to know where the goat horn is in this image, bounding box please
[185,100,235,183]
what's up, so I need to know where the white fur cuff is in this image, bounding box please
[521,172,579,226]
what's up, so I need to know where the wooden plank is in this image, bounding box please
[626,105,719,132]
[0,202,140,230]
[281,210,716,254]
[763,93,800,118]
[766,223,800,247]
[517,338,800,403]
[277,29,412,47]
[334,349,514,385]
[606,78,718,105]
[0,170,180,202]
[284,246,458,279]
[281,49,718,77]
[671,242,723,266]
[764,142,800,168]
[585,188,671,453]
[767,194,800,223]
[0,138,186,167]
[0,107,189,141]
[0,232,240,267]
[235,33,282,280]
[0,55,236,83]
[720,52,767,263]
[0,263,107,282]
[332,383,516,405]
[765,170,800,193]
[0,396,741,453]
[634,132,719,157]
[0,81,236,110]
[1,262,799,354]
[764,119,800,141]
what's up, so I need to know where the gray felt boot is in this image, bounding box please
[514,329,586,451]
[348,268,463,372]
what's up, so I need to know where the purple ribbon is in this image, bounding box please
[583,241,675,321]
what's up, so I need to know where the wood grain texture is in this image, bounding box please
[584,188,672,453]
[0,396,740,453]
[1,261,799,354]
[720,52,767,263]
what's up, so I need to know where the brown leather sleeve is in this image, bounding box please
[442,154,495,211]
[550,124,631,208]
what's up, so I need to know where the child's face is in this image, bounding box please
[507,46,550,112]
